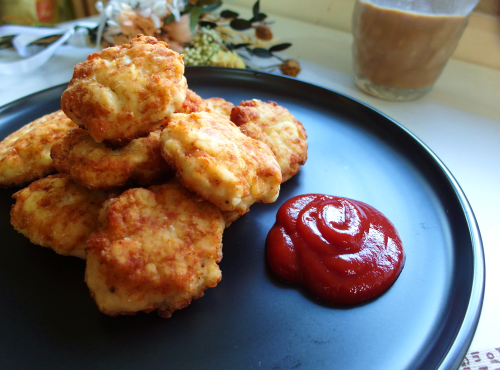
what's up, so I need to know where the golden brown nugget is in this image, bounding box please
[10,174,112,259]
[85,182,225,318]
[230,99,308,182]
[175,89,210,113]
[51,128,174,191]
[61,35,187,145]
[0,110,77,188]
[160,112,281,217]
[205,97,234,118]
[175,90,234,119]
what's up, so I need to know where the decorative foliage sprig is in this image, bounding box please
[96,0,300,76]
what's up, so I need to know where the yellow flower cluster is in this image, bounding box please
[210,50,246,69]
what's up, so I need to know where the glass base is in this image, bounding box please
[354,74,433,102]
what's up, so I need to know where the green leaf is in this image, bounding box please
[199,21,218,29]
[163,13,177,24]
[252,0,260,21]
[269,43,292,53]
[190,6,205,33]
[197,0,221,6]
[249,13,267,22]
[234,43,252,49]
[227,42,251,51]
[203,1,223,12]
[181,3,194,14]
[252,47,273,58]
[220,10,239,18]
[230,18,253,30]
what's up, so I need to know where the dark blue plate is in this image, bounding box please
[0,67,484,370]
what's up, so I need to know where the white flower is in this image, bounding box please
[98,0,172,23]
[106,20,122,36]
[107,19,120,28]
[96,0,175,47]
[151,14,161,29]
[153,1,168,16]
[104,4,114,18]
[137,0,169,16]
[140,7,152,18]
[95,1,104,13]
[120,3,132,12]
[166,0,185,22]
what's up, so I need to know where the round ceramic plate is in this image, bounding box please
[0,67,484,370]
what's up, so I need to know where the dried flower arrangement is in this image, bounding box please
[96,0,301,76]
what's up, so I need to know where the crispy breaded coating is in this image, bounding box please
[10,174,111,259]
[230,99,308,182]
[175,89,210,113]
[61,35,187,145]
[175,90,234,119]
[160,112,281,217]
[205,97,234,118]
[0,110,77,188]
[51,128,174,191]
[85,182,224,318]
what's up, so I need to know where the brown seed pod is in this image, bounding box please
[279,59,301,77]
[255,24,273,41]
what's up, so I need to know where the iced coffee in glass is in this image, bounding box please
[352,0,479,101]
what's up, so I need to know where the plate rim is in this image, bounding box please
[0,67,485,370]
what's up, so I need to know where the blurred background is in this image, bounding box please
[0,0,99,26]
[1,0,498,27]
[0,0,498,69]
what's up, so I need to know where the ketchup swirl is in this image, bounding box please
[266,194,405,305]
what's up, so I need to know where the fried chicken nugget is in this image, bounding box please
[230,99,308,182]
[175,90,234,119]
[85,182,225,318]
[10,174,111,259]
[205,97,234,118]
[175,89,210,113]
[51,128,174,191]
[61,35,187,145]
[160,112,281,217]
[0,110,77,188]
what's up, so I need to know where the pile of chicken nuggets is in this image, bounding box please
[0,35,308,318]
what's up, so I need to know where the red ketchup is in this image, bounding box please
[266,194,405,305]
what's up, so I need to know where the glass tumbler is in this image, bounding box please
[351,0,480,101]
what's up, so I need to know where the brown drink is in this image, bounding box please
[352,0,471,101]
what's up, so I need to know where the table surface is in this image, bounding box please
[1,5,499,366]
